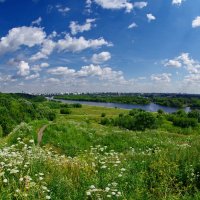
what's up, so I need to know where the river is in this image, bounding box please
[49,98,191,113]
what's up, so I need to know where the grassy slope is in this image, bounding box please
[1,105,200,199]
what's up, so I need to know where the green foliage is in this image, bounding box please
[60,108,71,114]
[71,103,82,108]
[55,94,151,105]
[101,113,106,117]
[171,117,198,128]
[0,94,56,135]
[102,109,158,131]
[188,110,200,122]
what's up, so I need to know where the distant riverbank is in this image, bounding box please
[50,98,191,113]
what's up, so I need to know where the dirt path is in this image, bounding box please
[37,124,48,146]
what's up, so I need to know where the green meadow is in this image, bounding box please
[1,98,200,199]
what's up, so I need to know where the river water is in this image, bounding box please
[51,98,191,113]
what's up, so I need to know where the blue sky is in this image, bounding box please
[0,0,200,93]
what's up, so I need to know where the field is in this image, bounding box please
[1,103,200,199]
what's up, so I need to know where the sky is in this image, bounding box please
[0,0,200,94]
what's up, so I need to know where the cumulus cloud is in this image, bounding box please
[151,73,171,82]
[0,26,46,55]
[76,64,124,82]
[17,61,30,76]
[128,22,137,29]
[92,0,133,12]
[30,39,56,61]
[56,4,70,15]
[0,25,111,61]
[31,17,42,26]
[172,0,183,5]
[32,62,50,72]
[91,51,111,63]
[56,34,112,53]
[133,2,147,9]
[165,53,200,74]
[69,19,96,35]
[25,73,40,80]
[147,13,156,22]
[164,59,182,68]
[47,66,75,76]
[165,53,200,84]
[47,64,125,84]
[192,16,200,28]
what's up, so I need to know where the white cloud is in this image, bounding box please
[25,73,40,80]
[172,0,183,5]
[17,61,30,76]
[0,26,46,55]
[91,51,111,63]
[47,64,125,84]
[40,62,49,68]
[45,78,60,83]
[164,59,182,68]
[30,39,56,61]
[128,22,137,29]
[47,66,75,76]
[133,2,147,9]
[57,34,112,53]
[32,62,49,72]
[76,64,124,82]
[93,0,133,12]
[147,13,156,22]
[165,53,200,74]
[151,73,171,82]
[192,16,200,28]
[56,4,70,15]
[31,17,42,26]
[69,19,96,35]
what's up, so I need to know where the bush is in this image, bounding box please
[188,110,200,122]
[47,111,56,121]
[60,108,71,114]
[100,118,110,125]
[72,103,82,108]
[172,117,198,128]
[101,113,106,117]
[133,112,157,131]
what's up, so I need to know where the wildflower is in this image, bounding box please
[19,177,23,181]
[29,139,34,143]
[101,165,107,169]
[0,172,5,176]
[107,195,111,198]
[105,187,110,192]
[46,196,51,199]
[3,179,8,183]
[90,185,95,189]
[10,169,19,174]
[118,174,123,177]
[121,168,126,172]
[16,189,20,193]
[86,191,91,196]
[111,192,116,195]
[39,177,43,181]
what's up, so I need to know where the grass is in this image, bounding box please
[1,104,200,199]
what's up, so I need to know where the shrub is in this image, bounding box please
[101,113,106,117]
[172,117,198,128]
[60,108,71,114]
[72,103,82,108]
[188,110,200,122]
[133,112,157,131]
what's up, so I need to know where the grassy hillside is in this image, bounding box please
[1,96,200,199]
